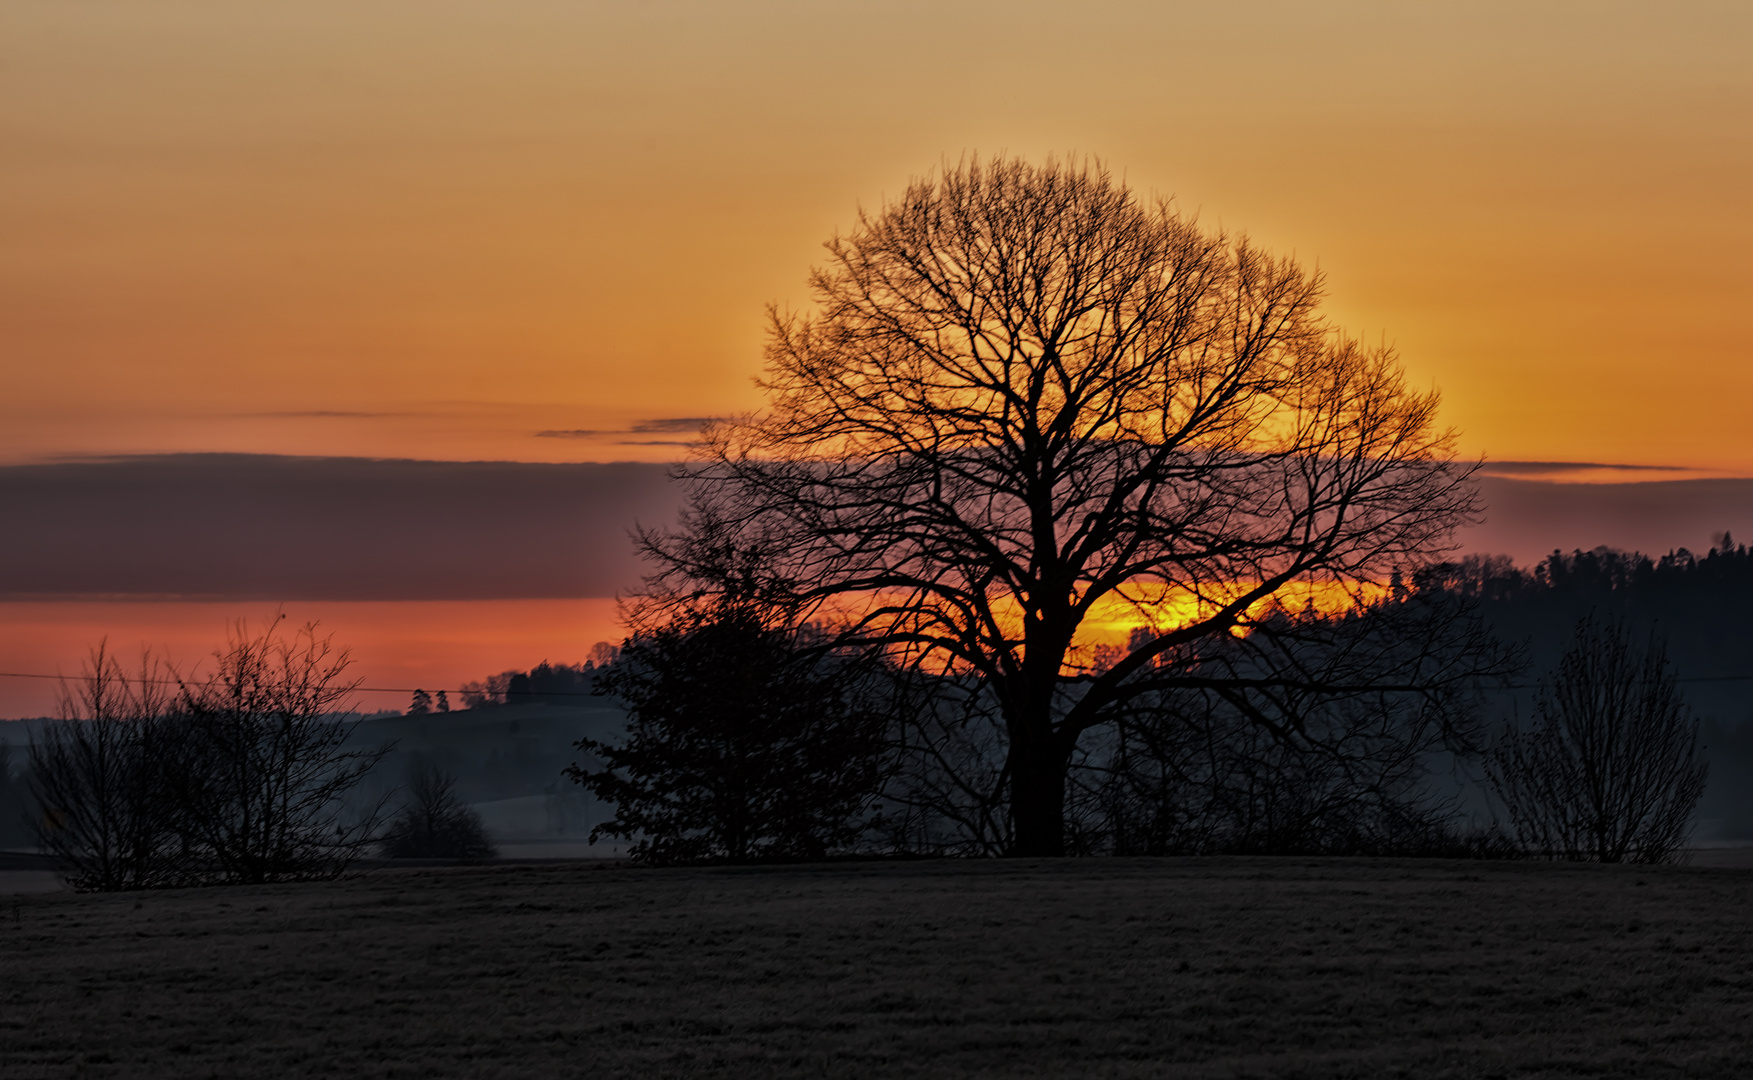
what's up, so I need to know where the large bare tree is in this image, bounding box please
[647,157,1481,855]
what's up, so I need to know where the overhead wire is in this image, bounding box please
[4,668,1753,700]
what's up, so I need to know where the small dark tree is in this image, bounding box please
[408,689,433,716]
[459,671,517,709]
[435,690,451,713]
[1487,616,1707,863]
[383,758,495,859]
[567,604,888,864]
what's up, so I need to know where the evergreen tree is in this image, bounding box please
[568,604,888,864]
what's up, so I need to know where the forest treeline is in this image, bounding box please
[1421,539,1753,673]
[1424,540,1753,730]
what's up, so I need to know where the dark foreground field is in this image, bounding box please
[4,859,1751,1079]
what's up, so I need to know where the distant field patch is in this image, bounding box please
[3,858,1751,1078]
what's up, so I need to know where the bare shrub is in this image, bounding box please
[166,617,392,884]
[0,737,31,848]
[877,593,1508,859]
[384,758,496,860]
[1067,694,1465,857]
[876,673,1012,857]
[26,618,391,890]
[27,644,185,890]
[1487,616,1707,863]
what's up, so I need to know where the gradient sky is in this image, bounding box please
[4,1,1750,471]
[3,3,1751,717]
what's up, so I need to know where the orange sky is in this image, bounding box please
[3,3,1751,716]
[0,599,626,719]
[3,2,1750,472]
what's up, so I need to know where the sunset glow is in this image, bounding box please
[2,2,1750,715]
[0,600,625,719]
[3,3,1750,471]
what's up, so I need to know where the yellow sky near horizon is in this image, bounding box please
[3,1,1750,471]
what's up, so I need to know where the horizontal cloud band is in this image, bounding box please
[0,455,1749,601]
[0,455,681,601]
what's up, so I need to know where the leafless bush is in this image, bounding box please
[0,738,30,848]
[27,644,186,890]
[165,617,392,884]
[875,594,1508,859]
[875,673,1012,857]
[1064,692,1469,857]
[1487,616,1707,863]
[27,618,391,889]
[384,758,495,860]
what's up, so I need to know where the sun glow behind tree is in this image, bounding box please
[644,157,1488,855]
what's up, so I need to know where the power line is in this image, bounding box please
[4,668,1753,699]
[0,669,601,698]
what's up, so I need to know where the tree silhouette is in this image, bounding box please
[383,758,495,860]
[644,157,1482,855]
[1487,616,1707,863]
[568,602,887,864]
[164,617,391,884]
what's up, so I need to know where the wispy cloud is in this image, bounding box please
[534,418,718,442]
[1481,460,1683,475]
[241,410,416,419]
[628,418,715,434]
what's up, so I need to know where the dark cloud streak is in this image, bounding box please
[628,418,716,433]
[0,454,679,601]
[1478,460,1686,475]
[4,457,1749,601]
[1462,477,1753,565]
[533,418,718,441]
[239,410,420,419]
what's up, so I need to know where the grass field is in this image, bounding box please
[4,858,1751,1079]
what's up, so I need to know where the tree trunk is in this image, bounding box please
[1008,736,1068,857]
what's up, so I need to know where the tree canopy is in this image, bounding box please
[646,157,1483,855]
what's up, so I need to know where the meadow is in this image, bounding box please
[3,858,1751,1079]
